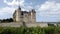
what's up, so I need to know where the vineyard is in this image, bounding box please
[0,26,60,34]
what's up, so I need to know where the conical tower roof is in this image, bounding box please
[18,5,21,10]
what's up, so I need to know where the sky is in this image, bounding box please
[0,0,60,22]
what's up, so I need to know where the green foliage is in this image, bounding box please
[0,26,60,34]
[48,23,55,26]
[0,18,13,23]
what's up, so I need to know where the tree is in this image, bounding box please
[1,18,13,23]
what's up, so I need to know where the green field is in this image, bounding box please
[0,26,60,34]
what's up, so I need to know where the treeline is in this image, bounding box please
[0,18,13,23]
[0,26,60,34]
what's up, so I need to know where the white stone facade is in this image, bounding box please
[13,7,36,23]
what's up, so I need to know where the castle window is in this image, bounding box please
[21,12,23,15]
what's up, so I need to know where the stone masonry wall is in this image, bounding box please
[0,22,48,27]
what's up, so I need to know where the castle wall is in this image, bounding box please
[0,22,48,27]
[23,13,29,23]
[28,13,31,23]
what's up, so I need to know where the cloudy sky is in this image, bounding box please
[0,0,60,22]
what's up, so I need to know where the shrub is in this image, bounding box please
[0,26,60,34]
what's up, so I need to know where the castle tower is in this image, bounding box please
[13,6,21,22]
[30,9,36,23]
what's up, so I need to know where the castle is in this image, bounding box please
[13,6,36,23]
[4,6,47,27]
[0,6,48,27]
[0,6,57,27]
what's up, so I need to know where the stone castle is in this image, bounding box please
[0,6,58,27]
[13,6,36,23]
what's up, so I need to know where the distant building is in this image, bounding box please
[13,6,36,23]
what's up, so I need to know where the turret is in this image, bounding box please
[13,6,21,22]
[18,6,21,10]
[30,9,36,23]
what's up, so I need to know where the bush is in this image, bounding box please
[0,26,60,34]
